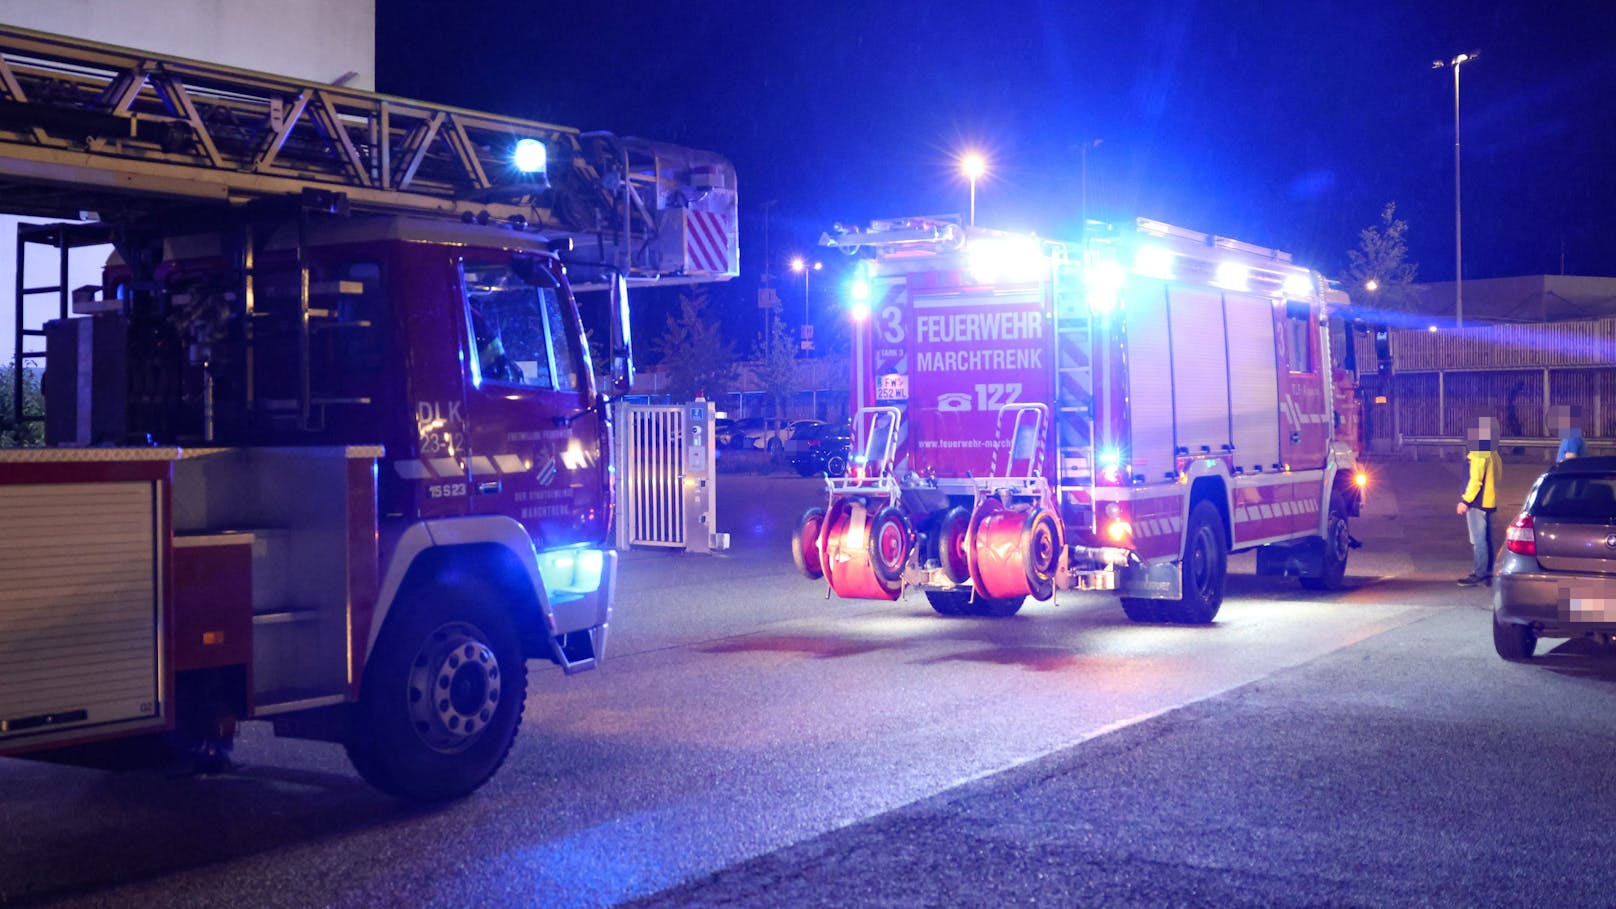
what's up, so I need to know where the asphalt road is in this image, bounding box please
[6,452,1601,909]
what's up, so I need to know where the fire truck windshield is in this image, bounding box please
[463,262,583,393]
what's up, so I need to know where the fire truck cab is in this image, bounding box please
[794,215,1363,623]
[0,26,736,799]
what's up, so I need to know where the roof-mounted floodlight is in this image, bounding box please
[513,138,547,175]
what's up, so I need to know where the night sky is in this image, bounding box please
[377,1,1616,345]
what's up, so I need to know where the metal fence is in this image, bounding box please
[1347,316,1616,452]
[613,401,725,552]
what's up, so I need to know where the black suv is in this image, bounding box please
[785,422,852,477]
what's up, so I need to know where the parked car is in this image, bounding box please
[785,422,852,477]
[713,417,736,449]
[730,417,789,450]
[1492,456,1616,660]
[769,419,825,459]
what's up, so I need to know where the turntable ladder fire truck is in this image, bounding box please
[793,216,1364,623]
[0,25,737,799]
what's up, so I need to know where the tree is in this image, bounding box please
[1343,202,1420,316]
[650,290,736,402]
[751,316,799,418]
[0,363,44,447]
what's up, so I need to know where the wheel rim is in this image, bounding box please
[871,509,909,581]
[406,621,502,754]
[1189,525,1219,601]
[1328,516,1350,564]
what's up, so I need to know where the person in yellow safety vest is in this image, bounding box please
[1456,417,1503,587]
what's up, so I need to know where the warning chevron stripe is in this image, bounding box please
[686,210,729,273]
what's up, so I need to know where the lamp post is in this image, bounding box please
[790,256,821,355]
[1433,51,1478,327]
[960,152,986,226]
[1078,138,1101,231]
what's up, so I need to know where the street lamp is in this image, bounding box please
[1078,138,1101,231]
[960,152,986,226]
[790,256,821,354]
[1433,51,1479,327]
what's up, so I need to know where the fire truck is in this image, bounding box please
[0,26,736,799]
[793,215,1364,623]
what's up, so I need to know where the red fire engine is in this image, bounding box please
[0,26,736,799]
[794,216,1364,623]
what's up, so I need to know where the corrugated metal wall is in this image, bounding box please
[1348,317,1615,444]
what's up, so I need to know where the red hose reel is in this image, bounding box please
[961,498,1062,601]
[794,498,910,601]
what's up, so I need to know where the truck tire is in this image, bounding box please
[927,588,1024,617]
[346,580,526,801]
[1157,499,1226,624]
[934,506,973,585]
[1492,613,1537,661]
[968,594,1026,618]
[1300,506,1351,591]
[925,589,971,616]
[868,505,912,585]
[793,507,826,580]
[1120,597,1163,623]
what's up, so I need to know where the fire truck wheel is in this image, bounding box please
[1021,508,1062,601]
[868,506,912,586]
[1159,500,1227,624]
[793,507,827,580]
[1120,597,1164,623]
[934,506,973,585]
[346,582,527,801]
[925,589,972,615]
[969,594,1026,618]
[1300,507,1351,591]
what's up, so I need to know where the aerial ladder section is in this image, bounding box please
[0,24,738,283]
[0,23,738,433]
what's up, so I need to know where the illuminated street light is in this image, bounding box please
[960,152,987,226]
[1433,51,1479,327]
[1365,278,1380,292]
[791,256,822,355]
[1077,138,1101,232]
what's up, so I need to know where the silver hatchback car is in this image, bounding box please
[1492,456,1616,660]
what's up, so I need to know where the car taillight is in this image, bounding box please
[1505,513,1535,556]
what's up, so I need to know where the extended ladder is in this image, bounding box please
[0,24,738,285]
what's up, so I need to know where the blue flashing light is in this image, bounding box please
[1099,448,1122,469]
[1282,272,1312,298]
[1134,245,1174,281]
[514,138,547,174]
[1214,261,1250,291]
[1084,258,1126,314]
[967,236,1045,284]
[849,278,870,301]
[850,301,871,322]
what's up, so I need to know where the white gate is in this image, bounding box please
[614,400,726,552]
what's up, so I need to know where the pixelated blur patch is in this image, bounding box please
[1561,582,1616,622]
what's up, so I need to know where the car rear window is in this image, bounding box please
[1531,474,1616,522]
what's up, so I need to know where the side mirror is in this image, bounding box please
[610,272,635,394]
